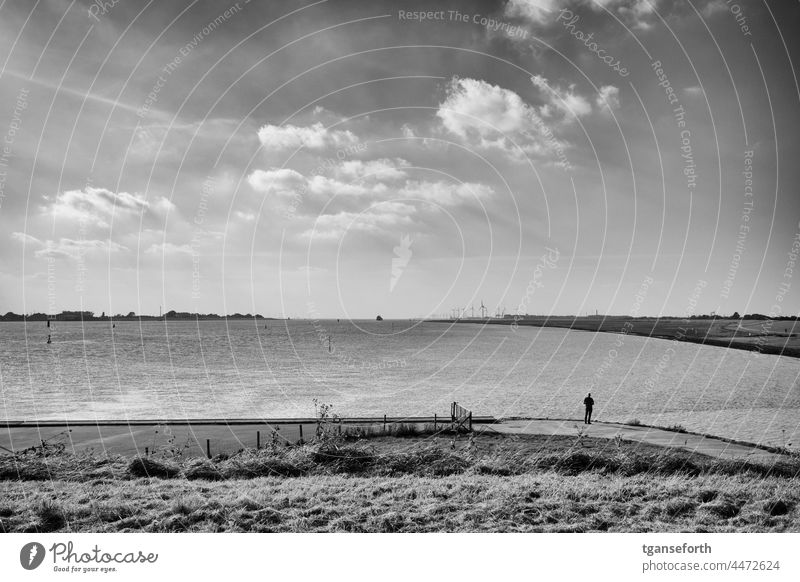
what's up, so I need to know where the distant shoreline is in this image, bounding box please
[0,314,282,322]
[436,316,800,359]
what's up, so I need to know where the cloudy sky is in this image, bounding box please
[0,0,798,319]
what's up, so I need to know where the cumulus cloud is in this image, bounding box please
[588,0,660,30]
[701,0,728,17]
[247,162,493,212]
[41,187,171,228]
[399,181,494,205]
[247,168,375,199]
[508,0,661,30]
[596,85,621,111]
[247,168,305,195]
[333,158,410,181]
[303,202,418,239]
[504,0,560,24]
[531,75,593,120]
[436,77,570,162]
[257,122,360,152]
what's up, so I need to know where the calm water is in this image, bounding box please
[1,320,799,445]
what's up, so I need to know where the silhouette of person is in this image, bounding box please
[583,392,594,424]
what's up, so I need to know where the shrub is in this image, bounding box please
[220,449,310,478]
[764,499,792,517]
[128,457,179,479]
[36,501,65,532]
[184,460,224,481]
[701,496,743,519]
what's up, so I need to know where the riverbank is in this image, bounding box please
[1,432,798,533]
[435,316,800,358]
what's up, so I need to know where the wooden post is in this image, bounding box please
[469,411,473,432]
[298,424,304,445]
[434,414,437,430]
[145,446,148,456]
[206,439,211,458]
[383,414,387,432]
[256,431,261,449]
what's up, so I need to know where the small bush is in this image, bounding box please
[667,424,688,434]
[698,490,718,503]
[764,499,791,517]
[701,497,743,519]
[184,460,224,481]
[128,457,179,479]
[310,444,376,474]
[220,449,310,478]
[663,498,698,518]
[36,501,65,532]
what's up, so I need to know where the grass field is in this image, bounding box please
[1,432,798,533]
[451,316,800,358]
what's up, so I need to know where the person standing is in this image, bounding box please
[583,392,594,424]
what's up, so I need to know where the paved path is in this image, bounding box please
[0,418,789,464]
[482,419,787,463]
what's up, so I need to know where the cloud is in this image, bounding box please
[683,86,704,98]
[531,75,593,120]
[504,0,559,24]
[399,181,494,205]
[589,0,660,30]
[596,85,621,111]
[247,168,305,195]
[247,163,492,212]
[509,0,661,30]
[256,122,360,152]
[333,158,410,181]
[33,238,128,259]
[303,202,417,239]
[701,0,728,17]
[11,232,43,246]
[436,77,570,162]
[41,187,171,228]
[247,168,376,199]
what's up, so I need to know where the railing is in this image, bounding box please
[451,402,473,432]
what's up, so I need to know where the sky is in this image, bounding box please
[0,0,798,319]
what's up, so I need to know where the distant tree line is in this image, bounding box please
[0,310,274,321]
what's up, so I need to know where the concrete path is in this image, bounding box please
[482,419,788,463]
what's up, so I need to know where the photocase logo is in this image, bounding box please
[20,542,46,570]
[390,234,413,292]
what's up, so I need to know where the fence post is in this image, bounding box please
[257,431,261,449]
[206,439,211,458]
[434,414,437,430]
[383,414,387,432]
[299,424,304,445]
[469,411,473,432]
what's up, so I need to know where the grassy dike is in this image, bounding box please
[1,433,798,533]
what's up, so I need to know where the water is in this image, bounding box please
[1,320,799,446]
